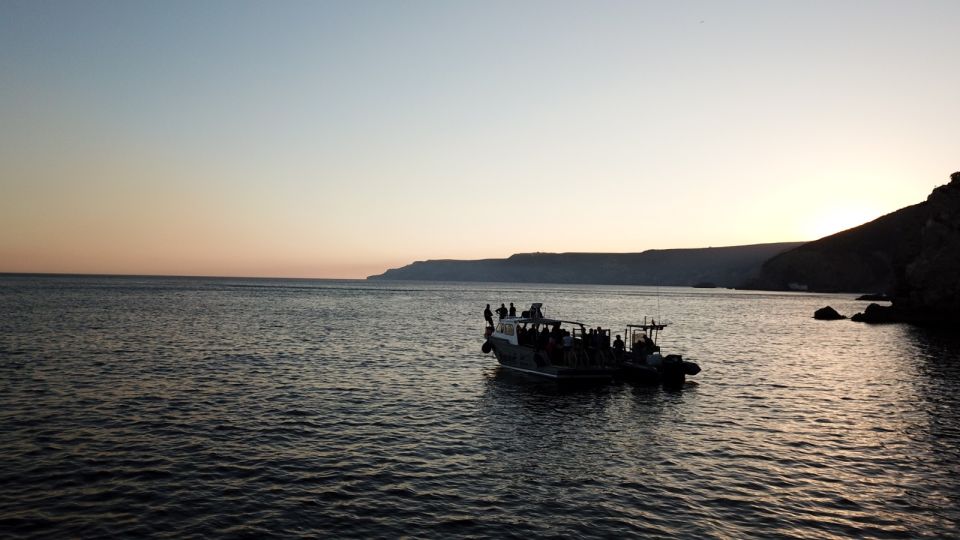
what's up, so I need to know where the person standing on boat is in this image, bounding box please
[496,303,508,320]
[613,335,625,360]
[483,304,494,328]
[508,303,516,317]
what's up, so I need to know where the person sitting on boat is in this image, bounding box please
[550,324,562,342]
[483,304,494,328]
[546,334,558,362]
[562,331,575,366]
[538,327,550,349]
[496,303,508,320]
[508,303,516,317]
[525,326,537,347]
[633,333,657,358]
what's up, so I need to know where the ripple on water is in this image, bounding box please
[1,276,959,537]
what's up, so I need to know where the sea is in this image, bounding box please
[1,274,959,539]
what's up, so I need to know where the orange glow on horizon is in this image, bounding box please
[1,3,956,279]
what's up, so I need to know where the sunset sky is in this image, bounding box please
[2,0,958,278]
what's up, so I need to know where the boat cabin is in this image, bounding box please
[490,303,582,347]
[489,303,622,368]
[624,318,666,358]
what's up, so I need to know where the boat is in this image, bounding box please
[481,303,701,385]
[618,320,701,387]
[481,303,620,380]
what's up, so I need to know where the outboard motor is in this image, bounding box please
[661,354,686,387]
[682,361,701,375]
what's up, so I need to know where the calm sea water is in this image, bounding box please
[1,275,959,538]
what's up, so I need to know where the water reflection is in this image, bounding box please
[901,326,960,525]
[4,276,960,537]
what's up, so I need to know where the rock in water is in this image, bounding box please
[814,306,846,320]
[856,293,891,301]
[851,303,899,323]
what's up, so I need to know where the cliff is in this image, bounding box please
[748,172,960,298]
[748,171,960,324]
[891,172,960,323]
[745,203,928,293]
[367,242,804,287]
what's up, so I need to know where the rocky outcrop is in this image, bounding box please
[856,293,890,301]
[887,172,960,324]
[825,171,960,325]
[748,170,960,325]
[851,303,899,323]
[814,306,846,320]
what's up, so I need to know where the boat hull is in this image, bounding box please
[618,356,700,387]
[619,362,662,385]
[486,338,617,380]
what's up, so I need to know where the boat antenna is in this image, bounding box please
[656,282,661,322]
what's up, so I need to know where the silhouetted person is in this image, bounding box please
[632,334,646,354]
[496,303,508,320]
[598,326,610,349]
[538,326,550,349]
[508,303,516,317]
[551,324,562,342]
[483,304,494,328]
[613,334,625,361]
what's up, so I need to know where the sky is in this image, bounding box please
[1,0,958,278]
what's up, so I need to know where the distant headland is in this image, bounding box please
[371,170,960,325]
[367,242,804,287]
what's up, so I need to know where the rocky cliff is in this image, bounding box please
[749,171,960,324]
[367,242,804,287]
[745,202,928,293]
[890,172,960,324]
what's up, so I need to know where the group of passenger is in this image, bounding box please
[516,323,567,348]
[483,302,517,329]
[584,326,612,349]
[632,333,658,356]
[515,324,570,363]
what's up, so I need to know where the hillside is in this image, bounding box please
[744,203,929,293]
[747,171,960,299]
[367,242,804,287]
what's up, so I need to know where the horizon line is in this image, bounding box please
[0,271,367,281]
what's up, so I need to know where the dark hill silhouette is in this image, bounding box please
[744,203,928,293]
[367,242,803,287]
[747,171,960,324]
